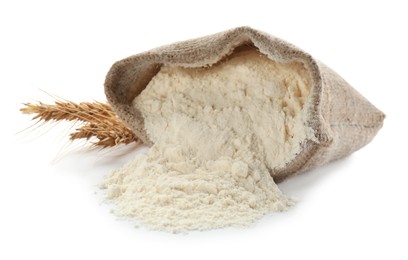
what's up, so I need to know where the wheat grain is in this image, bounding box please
[20,101,141,148]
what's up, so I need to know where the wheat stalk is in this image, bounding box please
[20,100,141,148]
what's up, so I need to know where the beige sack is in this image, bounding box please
[104,26,384,182]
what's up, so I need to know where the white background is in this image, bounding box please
[1,0,407,259]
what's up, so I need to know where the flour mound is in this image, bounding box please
[101,49,314,232]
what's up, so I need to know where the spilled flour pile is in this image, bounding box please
[101,49,316,232]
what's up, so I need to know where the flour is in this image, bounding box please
[100,49,314,232]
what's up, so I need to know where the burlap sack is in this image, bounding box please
[104,26,385,182]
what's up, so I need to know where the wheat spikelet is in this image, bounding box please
[20,101,115,123]
[70,122,138,147]
[20,101,141,148]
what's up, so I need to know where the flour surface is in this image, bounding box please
[101,49,314,232]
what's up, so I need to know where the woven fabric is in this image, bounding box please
[104,26,385,181]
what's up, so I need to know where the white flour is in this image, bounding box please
[101,49,314,232]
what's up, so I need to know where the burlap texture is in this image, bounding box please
[105,26,385,182]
